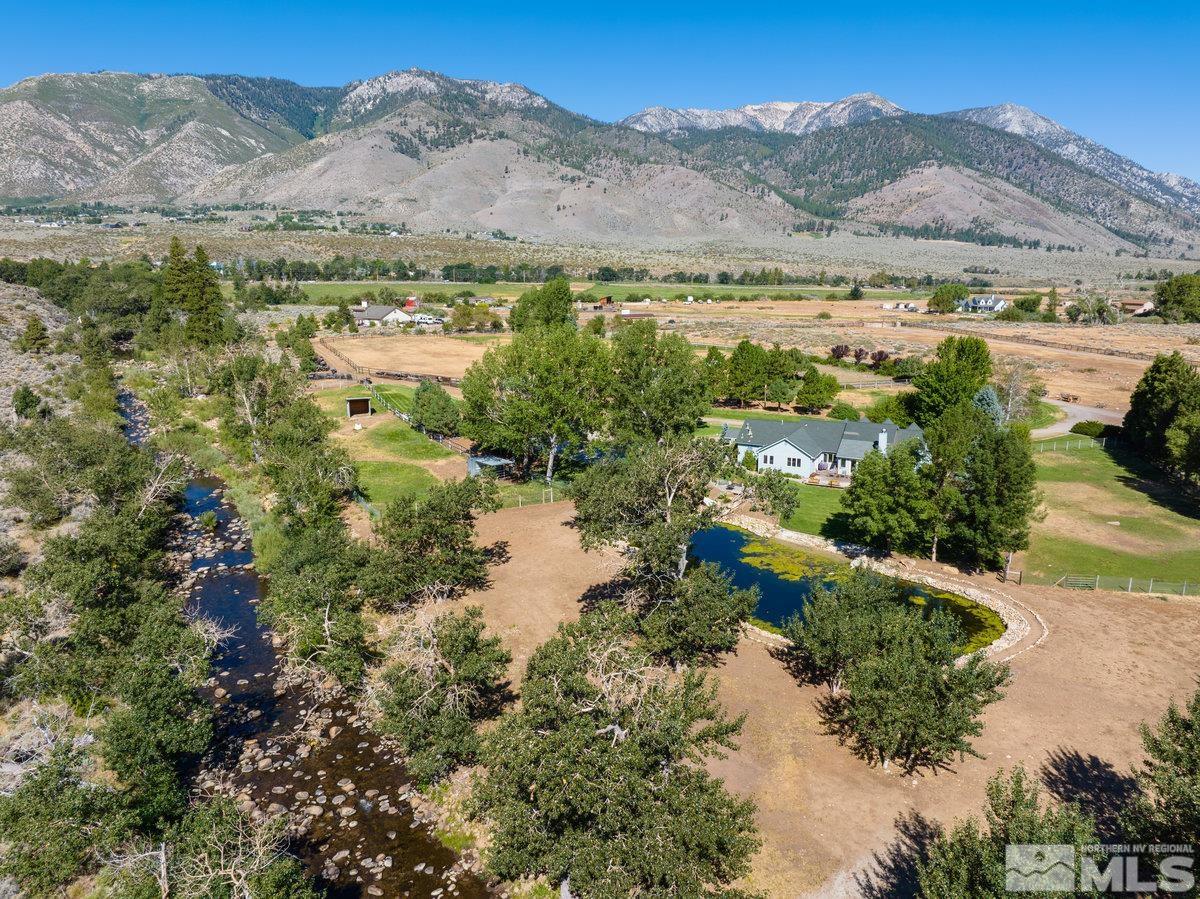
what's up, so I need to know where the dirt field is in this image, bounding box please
[455,503,1200,898]
[322,334,494,379]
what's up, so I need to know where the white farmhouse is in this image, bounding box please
[352,301,411,327]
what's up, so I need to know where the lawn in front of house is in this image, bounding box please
[781,483,850,540]
[1022,444,1200,583]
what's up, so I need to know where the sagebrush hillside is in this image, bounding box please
[1,68,1197,256]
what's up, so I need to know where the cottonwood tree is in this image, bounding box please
[0,746,131,896]
[476,609,759,898]
[1124,351,1200,467]
[912,336,992,425]
[783,570,909,694]
[609,319,710,441]
[640,562,758,665]
[108,798,319,899]
[1154,273,1200,323]
[363,477,500,609]
[571,437,729,586]
[460,325,609,482]
[917,767,1099,898]
[992,358,1043,422]
[373,606,510,785]
[835,623,1008,771]
[926,282,970,314]
[508,277,576,331]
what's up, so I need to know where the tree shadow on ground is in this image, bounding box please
[854,809,942,899]
[1100,443,1200,523]
[484,539,511,567]
[1040,746,1139,841]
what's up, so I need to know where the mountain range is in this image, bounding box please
[1,68,1197,256]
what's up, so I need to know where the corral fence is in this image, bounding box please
[314,337,463,386]
[1052,574,1198,596]
[366,384,472,455]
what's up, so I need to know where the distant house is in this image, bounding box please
[352,301,411,327]
[729,417,923,479]
[1119,298,1155,316]
[958,294,1008,314]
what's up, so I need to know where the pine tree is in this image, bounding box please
[14,316,49,354]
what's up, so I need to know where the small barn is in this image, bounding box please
[345,396,373,417]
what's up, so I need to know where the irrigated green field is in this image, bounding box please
[1022,443,1200,585]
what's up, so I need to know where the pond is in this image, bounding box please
[689,525,1005,654]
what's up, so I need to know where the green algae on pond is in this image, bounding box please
[690,525,1005,654]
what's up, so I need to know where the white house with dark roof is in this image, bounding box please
[728,417,923,479]
[957,294,1008,314]
[352,300,411,327]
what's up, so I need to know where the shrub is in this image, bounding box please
[1070,420,1121,439]
[828,401,860,421]
[0,537,25,576]
[816,310,832,320]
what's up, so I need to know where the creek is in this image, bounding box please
[121,394,488,899]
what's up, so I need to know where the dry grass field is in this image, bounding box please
[2,217,1196,287]
[453,503,1200,898]
[320,334,495,379]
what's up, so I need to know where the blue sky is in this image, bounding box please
[5,0,1198,178]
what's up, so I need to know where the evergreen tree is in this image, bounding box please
[725,340,769,406]
[181,246,227,347]
[952,423,1041,573]
[1123,685,1200,845]
[918,767,1099,898]
[840,443,932,553]
[793,367,839,412]
[14,315,49,354]
[410,380,461,437]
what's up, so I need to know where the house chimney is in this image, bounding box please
[878,429,888,455]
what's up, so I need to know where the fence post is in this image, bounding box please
[1148,577,1154,593]
[1095,574,1100,590]
[1128,577,1133,592]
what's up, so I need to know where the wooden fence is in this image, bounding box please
[314,337,463,386]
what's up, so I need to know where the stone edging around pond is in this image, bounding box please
[720,514,1037,662]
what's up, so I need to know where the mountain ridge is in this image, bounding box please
[0,68,1196,257]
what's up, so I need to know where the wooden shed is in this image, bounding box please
[345,396,373,417]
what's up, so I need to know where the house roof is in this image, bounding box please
[732,416,922,461]
[353,304,402,320]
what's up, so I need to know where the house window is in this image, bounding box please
[763,455,773,465]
